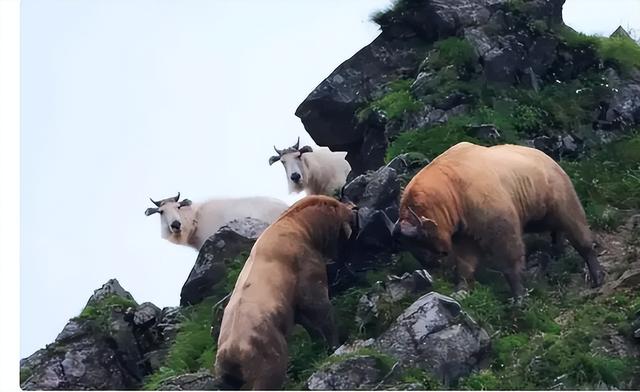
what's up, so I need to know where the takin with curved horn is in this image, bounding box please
[268,138,351,196]
[144,194,288,251]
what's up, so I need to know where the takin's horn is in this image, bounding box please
[274,145,284,155]
[293,136,300,150]
[150,197,162,207]
[172,192,180,202]
[407,206,422,225]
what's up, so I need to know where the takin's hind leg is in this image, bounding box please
[554,208,605,287]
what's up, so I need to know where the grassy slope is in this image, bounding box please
[136,4,640,390]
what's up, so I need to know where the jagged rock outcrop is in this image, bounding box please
[307,356,383,390]
[20,280,183,390]
[296,0,640,175]
[180,217,268,306]
[308,292,490,388]
[343,165,400,251]
[373,292,490,384]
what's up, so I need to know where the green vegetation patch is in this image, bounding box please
[397,367,444,389]
[427,38,477,74]
[357,79,422,123]
[142,297,217,390]
[562,134,640,230]
[558,26,640,76]
[285,326,330,388]
[74,294,137,334]
[462,285,640,390]
[599,36,640,74]
[20,368,32,384]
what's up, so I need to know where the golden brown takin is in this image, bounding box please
[214,195,357,390]
[393,141,605,299]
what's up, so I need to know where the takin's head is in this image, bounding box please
[393,206,451,256]
[268,137,313,193]
[144,192,194,243]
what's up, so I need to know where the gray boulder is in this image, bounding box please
[307,356,383,391]
[373,292,490,385]
[20,280,178,390]
[180,217,268,306]
[21,280,146,390]
[308,292,489,389]
[342,166,400,253]
[294,29,425,175]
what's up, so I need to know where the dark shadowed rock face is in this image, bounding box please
[296,0,566,175]
[295,32,426,174]
[296,0,639,174]
[343,166,400,252]
[180,217,268,306]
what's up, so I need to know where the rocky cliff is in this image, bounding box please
[21,0,640,390]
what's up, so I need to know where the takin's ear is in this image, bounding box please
[145,207,159,216]
[269,155,281,165]
[179,199,192,207]
[299,145,313,154]
[419,216,439,236]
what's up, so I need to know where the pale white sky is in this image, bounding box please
[20,0,639,357]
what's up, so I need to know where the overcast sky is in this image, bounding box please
[21,0,639,357]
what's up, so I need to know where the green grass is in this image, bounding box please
[561,135,640,229]
[20,368,32,384]
[285,326,330,388]
[557,26,640,76]
[461,285,640,390]
[459,369,502,390]
[316,347,396,373]
[357,79,422,122]
[222,252,249,293]
[74,294,138,334]
[428,38,476,74]
[599,36,640,74]
[142,297,217,390]
[370,0,415,30]
[397,367,443,389]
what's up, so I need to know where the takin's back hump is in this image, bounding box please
[405,142,577,224]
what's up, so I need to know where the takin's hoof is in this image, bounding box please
[508,296,525,308]
[451,290,469,301]
[589,269,606,288]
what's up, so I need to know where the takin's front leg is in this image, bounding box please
[493,235,527,302]
[479,213,528,302]
[450,236,481,300]
[296,282,339,350]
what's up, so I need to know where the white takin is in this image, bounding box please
[144,193,288,251]
[268,137,351,196]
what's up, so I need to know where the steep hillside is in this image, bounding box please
[20,0,640,390]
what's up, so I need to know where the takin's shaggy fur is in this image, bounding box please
[269,138,351,196]
[394,142,605,299]
[214,195,357,390]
